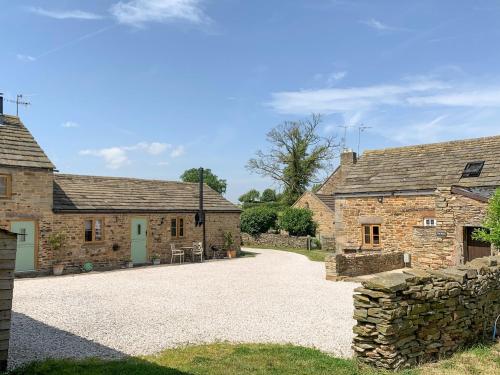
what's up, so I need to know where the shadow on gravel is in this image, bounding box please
[8,312,191,374]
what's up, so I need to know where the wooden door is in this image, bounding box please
[131,218,147,264]
[464,227,491,262]
[11,221,36,272]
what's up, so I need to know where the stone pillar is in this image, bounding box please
[0,229,17,371]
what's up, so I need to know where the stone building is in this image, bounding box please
[317,136,500,269]
[0,106,240,275]
[293,191,335,238]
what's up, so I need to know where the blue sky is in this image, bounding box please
[1,0,500,202]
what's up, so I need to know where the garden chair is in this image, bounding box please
[192,241,203,262]
[170,243,184,264]
[210,244,225,260]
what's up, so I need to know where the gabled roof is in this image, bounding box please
[314,193,336,212]
[337,135,500,194]
[53,174,241,213]
[0,115,55,170]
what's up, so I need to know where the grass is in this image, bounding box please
[244,244,331,261]
[7,342,499,375]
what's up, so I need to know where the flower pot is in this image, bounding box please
[152,258,160,265]
[53,264,64,276]
[229,250,237,258]
[126,261,134,268]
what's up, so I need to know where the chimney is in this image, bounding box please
[0,94,3,125]
[340,148,357,167]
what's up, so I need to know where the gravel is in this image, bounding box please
[9,248,359,369]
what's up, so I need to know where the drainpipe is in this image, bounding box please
[199,167,206,258]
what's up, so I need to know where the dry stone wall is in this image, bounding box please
[241,232,310,249]
[352,255,500,370]
[326,252,404,280]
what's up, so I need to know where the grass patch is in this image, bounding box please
[243,244,331,261]
[8,342,499,375]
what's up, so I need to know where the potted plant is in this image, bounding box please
[151,253,161,265]
[125,258,134,268]
[223,232,237,258]
[48,232,66,276]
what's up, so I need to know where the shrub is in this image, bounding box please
[279,208,317,236]
[240,206,278,236]
[473,188,500,248]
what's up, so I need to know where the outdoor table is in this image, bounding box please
[181,246,194,262]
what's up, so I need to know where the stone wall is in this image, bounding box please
[241,232,310,249]
[293,192,335,237]
[352,255,500,370]
[334,190,490,269]
[326,252,404,280]
[42,211,241,274]
[0,230,17,371]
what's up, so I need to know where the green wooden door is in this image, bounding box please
[11,221,36,272]
[131,218,147,264]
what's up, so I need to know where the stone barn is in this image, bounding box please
[317,135,500,270]
[0,99,240,275]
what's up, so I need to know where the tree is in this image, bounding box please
[180,168,227,195]
[238,189,260,204]
[246,114,337,205]
[311,183,323,193]
[261,188,277,202]
[240,206,278,236]
[473,188,500,249]
[278,207,317,236]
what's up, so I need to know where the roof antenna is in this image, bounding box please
[357,124,371,155]
[6,94,31,116]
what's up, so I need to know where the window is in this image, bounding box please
[362,225,381,247]
[423,218,437,227]
[170,218,185,238]
[0,174,12,198]
[18,228,26,242]
[84,219,104,242]
[462,161,484,178]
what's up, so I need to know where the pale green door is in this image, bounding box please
[11,221,36,272]
[131,218,147,264]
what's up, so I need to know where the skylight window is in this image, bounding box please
[462,161,484,178]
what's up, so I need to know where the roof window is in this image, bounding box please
[462,161,484,178]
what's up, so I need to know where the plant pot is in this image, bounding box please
[152,258,160,265]
[126,261,134,268]
[53,264,64,276]
[227,250,237,259]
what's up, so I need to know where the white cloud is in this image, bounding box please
[61,121,79,128]
[110,0,208,27]
[16,54,36,62]
[28,7,103,20]
[269,79,448,114]
[361,18,392,31]
[157,161,170,166]
[80,141,182,168]
[328,71,347,84]
[170,145,185,158]
[407,90,500,107]
[80,147,129,169]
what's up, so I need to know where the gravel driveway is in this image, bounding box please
[9,248,359,368]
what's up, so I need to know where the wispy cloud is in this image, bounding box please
[110,0,209,27]
[27,7,103,20]
[16,54,36,62]
[361,18,393,31]
[61,121,80,128]
[80,142,183,168]
[407,90,500,107]
[170,145,185,158]
[269,79,449,114]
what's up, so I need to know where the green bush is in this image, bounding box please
[240,206,278,236]
[279,208,317,236]
[473,188,500,248]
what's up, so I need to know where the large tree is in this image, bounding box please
[246,114,337,205]
[180,168,227,195]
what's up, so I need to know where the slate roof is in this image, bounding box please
[53,174,241,213]
[314,193,336,212]
[337,135,500,194]
[451,186,498,203]
[0,115,55,170]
